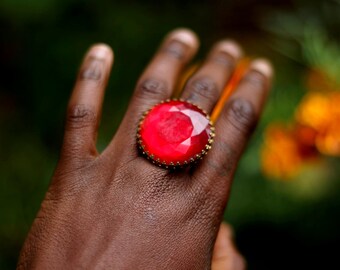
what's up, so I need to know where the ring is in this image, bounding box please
[137,99,215,169]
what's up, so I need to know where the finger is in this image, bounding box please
[61,44,113,158]
[107,29,199,156]
[212,223,246,270]
[180,40,242,112]
[193,59,273,197]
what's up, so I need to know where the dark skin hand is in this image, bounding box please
[18,29,272,269]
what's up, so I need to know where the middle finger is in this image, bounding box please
[108,29,199,157]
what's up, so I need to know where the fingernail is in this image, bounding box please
[89,43,113,60]
[167,28,199,50]
[217,40,243,60]
[250,58,273,78]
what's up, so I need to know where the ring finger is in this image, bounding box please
[180,40,242,113]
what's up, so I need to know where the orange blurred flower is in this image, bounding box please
[295,92,331,131]
[261,122,319,180]
[262,125,308,180]
[316,122,340,156]
[296,91,340,156]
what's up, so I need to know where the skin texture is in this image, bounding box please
[18,29,272,270]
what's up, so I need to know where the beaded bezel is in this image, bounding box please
[136,99,215,169]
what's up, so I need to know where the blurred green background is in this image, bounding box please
[1,0,340,269]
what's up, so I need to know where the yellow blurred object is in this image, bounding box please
[211,58,250,122]
[173,63,200,97]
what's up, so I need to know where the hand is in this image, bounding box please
[18,29,272,269]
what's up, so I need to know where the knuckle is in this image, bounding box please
[210,51,235,68]
[186,77,219,103]
[162,40,187,60]
[242,70,266,90]
[227,98,257,135]
[205,140,236,178]
[79,57,104,83]
[66,104,97,130]
[136,78,168,98]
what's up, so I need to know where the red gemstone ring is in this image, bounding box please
[137,99,215,168]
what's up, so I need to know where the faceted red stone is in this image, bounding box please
[138,100,213,165]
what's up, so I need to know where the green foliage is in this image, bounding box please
[262,0,340,86]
